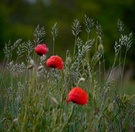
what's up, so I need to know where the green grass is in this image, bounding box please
[120,81,135,94]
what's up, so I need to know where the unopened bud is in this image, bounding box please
[38,65,44,71]
[27,65,33,69]
[79,77,85,82]
[66,57,72,64]
[29,59,35,65]
[13,118,18,124]
[98,44,104,52]
[77,77,85,86]
[82,73,87,78]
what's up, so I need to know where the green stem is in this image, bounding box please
[53,37,55,55]
[99,60,101,84]
[87,32,90,41]
[106,55,118,82]
[60,104,74,132]
[121,50,128,84]
[119,47,122,86]
[21,104,28,132]
[73,36,77,60]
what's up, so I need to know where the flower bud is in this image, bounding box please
[29,59,35,65]
[77,77,85,86]
[27,65,33,69]
[79,77,85,82]
[38,65,44,71]
[13,118,18,124]
[66,57,72,64]
[98,44,104,52]
[82,73,87,78]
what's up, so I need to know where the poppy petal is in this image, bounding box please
[66,87,88,105]
[34,44,49,56]
[46,55,64,70]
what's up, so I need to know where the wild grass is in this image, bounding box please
[0,16,135,132]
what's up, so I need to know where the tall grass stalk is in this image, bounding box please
[51,22,59,54]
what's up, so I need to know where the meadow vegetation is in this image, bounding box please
[0,16,135,131]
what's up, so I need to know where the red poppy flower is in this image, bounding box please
[66,87,88,105]
[34,44,49,55]
[46,55,64,70]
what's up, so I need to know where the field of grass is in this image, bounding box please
[0,17,134,131]
[120,81,135,94]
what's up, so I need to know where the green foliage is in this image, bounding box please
[0,17,134,131]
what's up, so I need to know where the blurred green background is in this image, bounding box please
[0,0,135,79]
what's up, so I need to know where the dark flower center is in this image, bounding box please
[49,64,56,68]
[37,52,43,56]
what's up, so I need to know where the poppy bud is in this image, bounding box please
[77,77,85,86]
[27,65,33,69]
[79,77,85,82]
[29,59,35,66]
[82,73,87,78]
[37,65,44,71]
[66,87,88,105]
[13,118,18,124]
[66,57,72,64]
[98,44,104,52]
